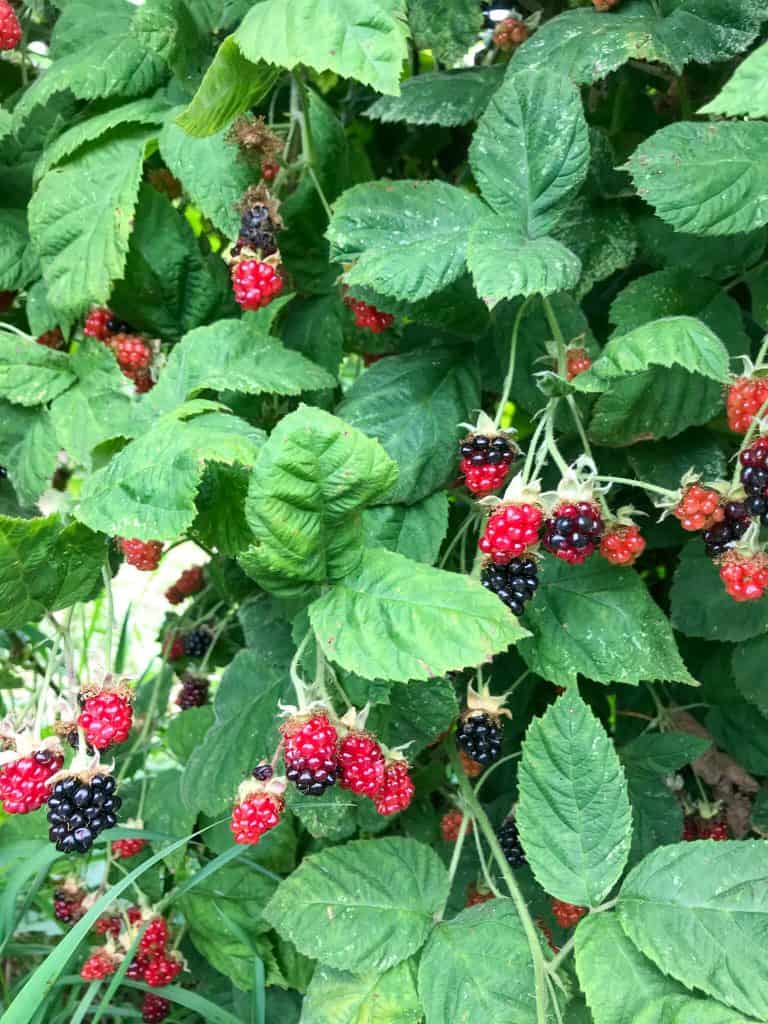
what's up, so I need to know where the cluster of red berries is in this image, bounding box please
[565,347,592,382]
[0,1,21,50]
[493,16,529,50]
[683,816,728,841]
[0,748,63,814]
[36,328,65,350]
[231,713,415,844]
[673,484,723,532]
[82,913,182,998]
[165,565,204,604]
[551,899,587,928]
[344,294,394,334]
[231,259,283,310]
[459,433,516,495]
[112,836,146,858]
[727,376,768,434]
[598,524,646,566]
[119,538,164,571]
[83,308,154,392]
[77,687,134,750]
[440,809,472,842]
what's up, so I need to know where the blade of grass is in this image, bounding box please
[120,981,245,1024]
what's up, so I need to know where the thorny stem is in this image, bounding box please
[452,747,548,1024]
[101,563,115,674]
[494,297,533,428]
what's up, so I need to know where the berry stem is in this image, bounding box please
[46,608,77,691]
[545,405,570,477]
[731,393,768,486]
[471,822,503,899]
[593,474,677,499]
[451,746,548,1024]
[295,71,332,220]
[438,510,477,569]
[116,664,168,786]
[494,297,533,428]
[473,750,522,799]
[438,812,472,920]
[199,608,235,672]
[33,633,62,740]
[541,295,567,379]
[289,631,312,709]
[101,562,115,673]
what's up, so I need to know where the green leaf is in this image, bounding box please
[634,215,765,281]
[181,862,279,990]
[418,900,538,1024]
[144,319,336,417]
[510,0,765,83]
[732,637,768,717]
[0,516,106,629]
[0,403,59,506]
[572,317,730,391]
[309,548,528,683]
[553,198,637,300]
[408,0,482,65]
[671,541,768,643]
[76,411,264,541]
[301,961,422,1024]
[176,36,281,138]
[165,705,215,764]
[470,68,590,235]
[158,115,254,237]
[633,994,760,1024]
[627,431,726,494]
[517,690,632,906]
[109,185,232,344]
[700,40,768,119]
[362,492,449,565]
[327,180,485,303]
[0,333,74,406]
[28,128,151,319]
[519,555,696,687]
[575,913,686,1024]
[625,766,683,868]
[142,769,197,871]
[264,837,448,973]
[49,341,134,467]
[621,734,711,775]
[376,677,459,755]
[192,465,252,558]
[0,210,38,291]
[706,704,768,775]
[625,122,768,236]
[34,95,171,181]
[337,346,479,505]
[241,406,397,593]
[467,217,581,303]
[181,649,288,815]
[365,66,504,127]
[618,840,768,1020]
[235,0,410,97]
[609,269,750,357]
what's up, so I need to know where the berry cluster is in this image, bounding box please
[460,433,516,495]
[119,538,164,571]
[345,294,394,334]
[456,710,503,767]
[440,809,471,843]
[82,308,155,391]
[543,502,604,564]
[165,565,205,604]
[565,347,592,381]
[175,674,210,710]
[283,712,339,796]
[36,328,65,350]
[479,502,543,562]
[0,748,63,814]
[551,899,587,928]
[231,259,283,310]
[673,484,723,532]
[493,16,529,49]
[719,550,768,602]
[231,786,285,844]
[683,816,728,841]
[183,626,213,659]
[727,376,768,434]
[77,688,133,750]
[237,204,278,256]
[47,773,121,854]
[740,438,768,525]
[53,882,85,924]
[0,0,21,50]
[599,524,646,566]
[112,836,146,859]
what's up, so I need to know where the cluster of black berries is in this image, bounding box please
[233,205,277,257]
[183,627,213,659]
[542,502,604,564]
[175,674,209,710]
[460,434,514,468]
[703,500,750,557]
[47,773,121,854]
[740,440,768,526]
[481,558,539,616]
[456,711,503,766]
[497,817,527,868]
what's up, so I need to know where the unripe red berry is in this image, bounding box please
[142,993,171,1023]
[111,837,146,858]
[36,328,64,350]
[440,809,471,842]
[566,347,591,381]
[0,749,63,814]
[458,750,483,778]
[119,538,163,571]
[143,951,182,987]
[231,790,284,844]
[282,712,339,797]
[374,760,414,816]
[493,16,529,50]
[479,503,543,562]
[0,1,22,50]
[77,691,133,749]
[80,949,120,981]
[338,732,385,797]
[95,915,121,939]
[261,158,279,182]
[727,376,768,434]
[140,917,169,955]
[551,898,587,928]
[719,550,768,602]
[111,333,152,371]
[673,484,724,532]
[599,524,646,566]
[231,259,283,310]
[349,299,393,333]
[83,307,113,341]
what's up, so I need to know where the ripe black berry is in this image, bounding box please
[456,711,502,766]
[252,763,274,781]
[183,627,213,659]
[106,317,134,334]
[239,205,277,256]
[702,501,750,557]
[65,729,95,756]
[286,757,337,797]
[740,441,768,526]
[481,558,538,616]
[47,773,121,854]
[497,817,527,869]
[175,674,209,710]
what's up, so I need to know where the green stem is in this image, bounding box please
[295,72,332,220]
[117,664,166,786]
[545,406,570,477]
[593,474,677,499]
[541,295,567,377]
[101,562,114,673]
[452,747,548,1024]
[438,511,477,570]
[438,814,471,920]
[289,631,312,709]
[494,298,532,428]
[471,824,503,899]
[46,609,77,691]
[473,750,522,799]
[33,634,62,740]
[522,413,549,485]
